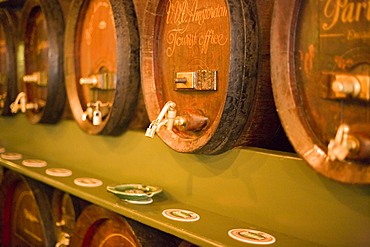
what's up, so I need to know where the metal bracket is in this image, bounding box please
[322,72,370,101]
[80,72,116,90]
[175,70,217,91]
[23,71,48,86]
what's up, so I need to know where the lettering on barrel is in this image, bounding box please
[84,0,113,46]
[164,0,229,57]
[14,190,44,245]
[321,0,370,41]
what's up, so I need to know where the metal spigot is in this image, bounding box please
[82,107,93,121]
[23,72,48,86]
[10,92,37,113]
[145,101,186,138]
[327,124,359,161]
[79,71,116,90]
[81,101,109,126]
[55,232,70,247]
[92,108,102,126]
[331,75,361,97]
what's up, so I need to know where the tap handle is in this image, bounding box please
[166,109,177,131]
[327,124,357,161]
[145,101,176,138]
[145,122,157,138]
[10,92,26,113]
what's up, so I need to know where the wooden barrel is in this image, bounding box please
[18,0,66,124]
[271,1,370,184]
[125,217,197,247]
[64,0,145,135]
[141,0,285,154]
[0,170,56,246]
[69,204,141,246]
[70,204,196,246]
[0,8,19,116]
[51,189,88,246]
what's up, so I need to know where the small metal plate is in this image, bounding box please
[175,70,217,91]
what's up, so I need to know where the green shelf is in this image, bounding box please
[1,115,370,246]
[0,153,318,246]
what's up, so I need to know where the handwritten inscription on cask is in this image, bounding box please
[84,0,113,46]
[163,0,229,57]
[321,0,370,41]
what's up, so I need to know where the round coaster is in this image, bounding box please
[0,147,5,153]
[123,198,153,204]
[74,178,103,187]
[0,152,22,160]
[45,168,73,177]
[22,159,47,168]
[228,229,276,245]
[162,209,200,222]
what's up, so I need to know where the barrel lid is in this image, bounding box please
[18,0,66,124]
[0,8,18,116]
[64,0,140,136]
[0,170,56,246]
[271,0,370,184]
[70,204,140,246]
[141,0,279,154]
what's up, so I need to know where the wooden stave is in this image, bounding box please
[20,0,66,124]
[270,0,370,184]
[65,0,142,136]
[0,8,19,116]
[0,170,56,246]
[141,0,283,154]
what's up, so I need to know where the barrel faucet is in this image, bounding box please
[10,92,38,113]
[55,232,70,247]
[327,124,359,161]
[82,100,111,126]
[23,71,48,86]
[145,101,186,138]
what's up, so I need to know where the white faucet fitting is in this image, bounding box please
[145,101,185,138]
[327,124,358,161]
